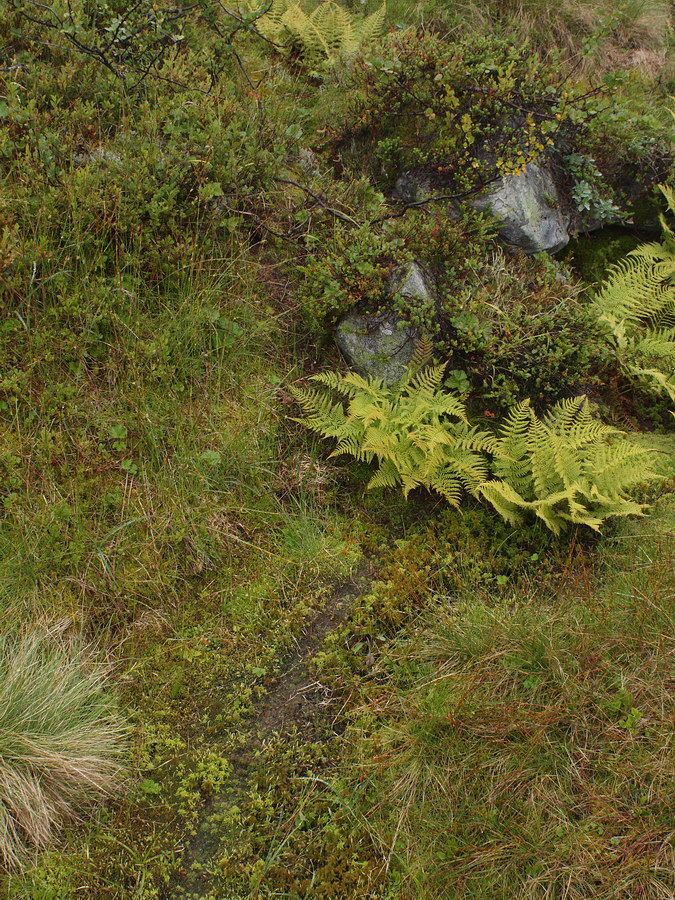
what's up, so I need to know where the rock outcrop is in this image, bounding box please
[471,164,570,254]
[335,261,434,385]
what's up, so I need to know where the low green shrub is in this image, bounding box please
[328,31,590,191]
[295,222,409,331]
[0,626,127,870]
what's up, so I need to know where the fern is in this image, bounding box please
[292,367,658,533]
[591,184,675,406]
[476,397,657,534]
[291,361,493,507]
[238,0,386,63]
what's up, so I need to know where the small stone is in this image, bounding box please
[335,261,435,385]
[335,309,420,386]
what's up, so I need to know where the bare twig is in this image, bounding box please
[370,176,503,225]
[275,177,360,226]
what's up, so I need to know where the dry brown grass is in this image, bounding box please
[0,625,128,870]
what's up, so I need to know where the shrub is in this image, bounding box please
[0,625,128,870]
[295,222,409,331]
[329,31,590,191]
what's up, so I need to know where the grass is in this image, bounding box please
[386,0,674,76]
[0,0,673,895]
[0,625,127,870]
[353,495,675,898]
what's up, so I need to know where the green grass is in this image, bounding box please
[353,495,675,898]
[0,0,673,895]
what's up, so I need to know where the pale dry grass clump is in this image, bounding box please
[0,625,128,870]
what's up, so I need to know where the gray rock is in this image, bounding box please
[388,259,435,303]
[393,171,431,204]
[335,261,434,385]
[471,163,570,254]
[297,147,320,176]
[395,163,570,254]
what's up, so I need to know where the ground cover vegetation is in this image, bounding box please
[0,0,673,896]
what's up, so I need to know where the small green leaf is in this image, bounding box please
[198,181,224,201]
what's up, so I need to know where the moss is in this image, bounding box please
[564,228,642,284]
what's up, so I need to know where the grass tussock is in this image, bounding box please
[407,0,674,76]
[357,502,675,898]
[0,625,128,871]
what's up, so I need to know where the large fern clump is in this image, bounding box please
[476,397,657,533]
[0,626,128,870]
[292,352,495,508]
[293,357,658,533]
[591,184,675,406]
[239,0,386,64]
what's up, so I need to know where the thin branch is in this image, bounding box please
[215,0,284,49]
[370,177,503,225]
[275,178,360,226]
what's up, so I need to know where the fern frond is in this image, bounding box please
[429,467,462,508]
[480,396,658,532]
[627,328,675,364]
[292,365,659,534]
[584,440,657,495]
[251,0,386,63]
[405,362,449,398]
[368,459,401,490]
[593,257,674,333]
[476,480,528,527]
[330,435,371,461]
[591,185,675,411]
[356,1,386,47]
[628,366,675,403]
[397,334,435,393]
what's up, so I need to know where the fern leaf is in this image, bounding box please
[407,334,434,375]
[367,459,401,490]
[356,1,387,48]
[429,467,462,508]
[476,480,528,527]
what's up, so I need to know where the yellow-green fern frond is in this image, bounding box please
[477,396,657,533]
[241,0,387,64]
[292,372,658,534]
[238,0,289,42]
[398,335,435,390]
[591,184,675,408]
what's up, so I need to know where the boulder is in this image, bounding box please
[471,163,570,254]
[394,163,571,254]
[335,261,434,385]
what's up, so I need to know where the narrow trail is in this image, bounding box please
[164,571,368,899]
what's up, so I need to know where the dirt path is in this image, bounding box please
[164,573,367,898]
